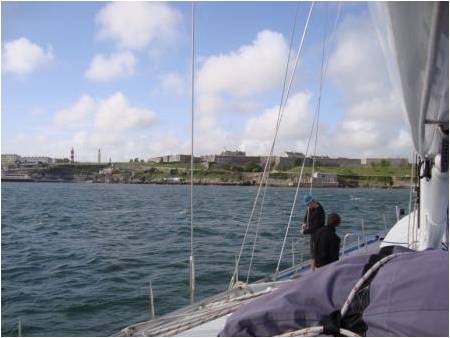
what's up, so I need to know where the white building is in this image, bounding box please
[312,172,338,184]
[20,156,53,165]
[1,154,21,166]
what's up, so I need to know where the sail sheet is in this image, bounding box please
[373,2,449,157]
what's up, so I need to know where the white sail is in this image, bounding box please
[373,2,448,158]
[372,2,449,250]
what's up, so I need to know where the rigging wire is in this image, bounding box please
[275,2,342,275]
[275,103,320,274]
[309,3,329,193]
[189,0,196,304]
[245,1,301,284]
[229,1,315,290]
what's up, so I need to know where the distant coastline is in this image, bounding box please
[1,162,413,189]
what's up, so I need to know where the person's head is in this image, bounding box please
[327,213,341,227]
[303,193,314,207]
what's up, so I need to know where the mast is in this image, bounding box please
[380,2,449,250]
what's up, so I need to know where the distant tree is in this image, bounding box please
[129,159,133,163]
[134,158,139,163]
[380,159,390,167]
[245,162,262,172]
[145,167,157,174]
[294,158,302,167]
[277,163,291,171]
[140,159,145,163]
[230,165,244,172]
[220,163,232,170]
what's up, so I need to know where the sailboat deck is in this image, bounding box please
[118,235,382,337]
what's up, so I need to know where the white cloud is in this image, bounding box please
[193,30,290,154]
[240,91,314,155]
[197,30,288,98]
[6,92,161,161]
[50,93,157,159]
[3,37,54,76]
[94,92,157,131]
[53,95,96,128]
[328,15,389,101]
[244,92,312,141]
[159,72,186,96]
[53,92,157,132]
[85,51,136,82]
[324,13,411,157]
[95,2,181,50]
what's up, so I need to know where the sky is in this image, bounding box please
[1,1,413,162]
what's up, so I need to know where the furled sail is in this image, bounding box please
[373,2,449,158]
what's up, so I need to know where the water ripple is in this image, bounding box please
[1,182,409,336]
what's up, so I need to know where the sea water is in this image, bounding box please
[1,182,409,336]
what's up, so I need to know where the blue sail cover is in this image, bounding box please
[220,247,448,336]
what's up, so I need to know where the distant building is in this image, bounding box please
[311,172,339,187]
[220,150,246,157]
[262,156,297,168]
[168,154,192,163]
[333,157,361,167]
[285,151,305,158]
[202,154,262,166]
[163,177,184,183]
[1,155,53,168]
[1,154,21,167]
[312,171,338,182]
[70,148,74,163]
[20,156,53,166]
[201,150,262,166]
[149,154,200,163]
[148,156,163,163]
[99,167,114,175]
[98,149,101,164]
[278,153,361,167]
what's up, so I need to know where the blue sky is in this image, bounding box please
[2,1,411,162]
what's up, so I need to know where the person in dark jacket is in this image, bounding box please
[300,193,325,269]
[313,213,341,268]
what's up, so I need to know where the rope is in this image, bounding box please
[309,4,329,193]
[310,2,342,194]
[281,326,360,337]
[275,111,319,274]
[245,185,266,283]
[140,286,275,336]
[340,252,405,316]
[275,2,342,275]
[229,1,315,290]
[281,251,407,337]
[189,0,196,304]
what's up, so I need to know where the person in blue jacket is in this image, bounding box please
[300,193,325,269]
